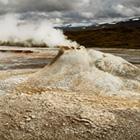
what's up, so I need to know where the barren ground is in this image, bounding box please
[0,47,139,140]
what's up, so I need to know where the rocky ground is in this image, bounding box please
[0,90,139,140]
[0,46,140,140]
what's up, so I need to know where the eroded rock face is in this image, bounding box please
[14,47,140,97]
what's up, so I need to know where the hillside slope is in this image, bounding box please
[65,20,140,49]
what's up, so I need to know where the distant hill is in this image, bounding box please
[64,17,140,49]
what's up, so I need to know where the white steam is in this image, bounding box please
[0,14,78,47]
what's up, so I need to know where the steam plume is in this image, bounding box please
[0,14,78,47]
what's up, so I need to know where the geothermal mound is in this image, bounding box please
[16,47,140,97]
[0,47,140,140]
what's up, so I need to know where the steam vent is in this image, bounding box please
[0,47,140,140]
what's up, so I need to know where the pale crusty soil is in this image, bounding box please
[0,90,140,140]
[0,47,140,140]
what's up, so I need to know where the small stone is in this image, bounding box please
[4,123,9,126]
[26,118,31,121]
[31,115,36,119]
[45,123,49,126]
[62,123,66,126]
[25,117,31,122]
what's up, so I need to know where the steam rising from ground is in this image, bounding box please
[0,47,139,97]
[0,14,78,47]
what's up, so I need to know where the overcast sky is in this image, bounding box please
[0,0,140,24]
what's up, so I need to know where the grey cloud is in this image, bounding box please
[0,0,90,13]
[0,0,140,22]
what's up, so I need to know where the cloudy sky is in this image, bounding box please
[0,0,140,24]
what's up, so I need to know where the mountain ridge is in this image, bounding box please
[65,17,140,49]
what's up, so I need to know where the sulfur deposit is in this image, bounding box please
[14,47,140,97]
